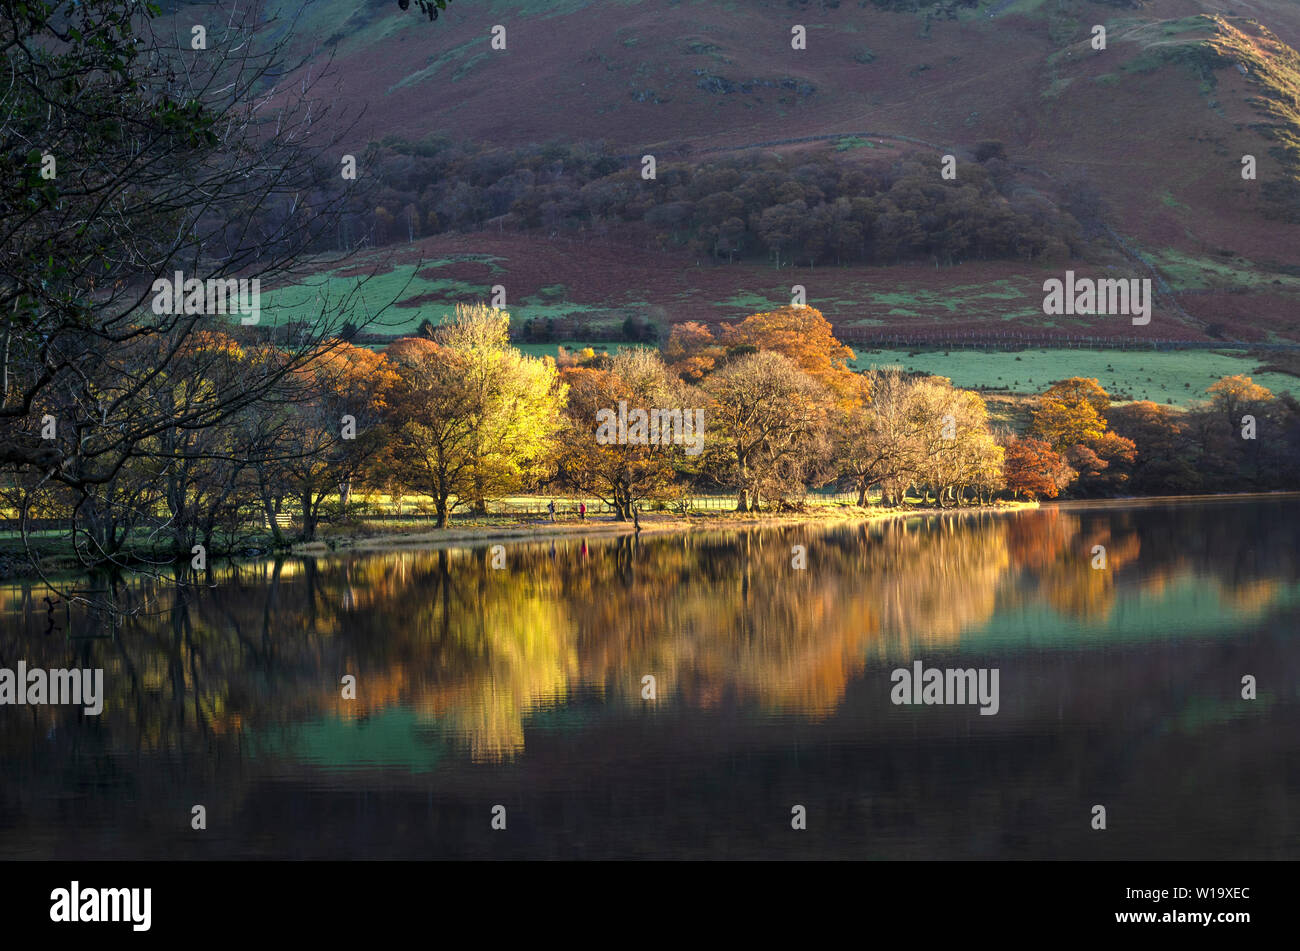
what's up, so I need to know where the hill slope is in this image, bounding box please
[247,0,1300,342]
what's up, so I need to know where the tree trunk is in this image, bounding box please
[300,491,319,541]
[735,451,752,512]
[261,492,283,547]
[470,472,488,516]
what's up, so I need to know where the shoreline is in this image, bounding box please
[2,501,1037,581]
[7,491,1297,579]
[293,500,1042,555]
[294,489,1300,556]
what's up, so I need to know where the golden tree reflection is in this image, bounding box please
[2,503,1294,763]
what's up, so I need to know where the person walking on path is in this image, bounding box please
[547,499,556,522]
[579,501,586,521]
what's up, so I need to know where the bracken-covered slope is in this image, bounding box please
[242,0,1300,342]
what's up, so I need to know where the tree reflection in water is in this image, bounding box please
[1,498,1297,858]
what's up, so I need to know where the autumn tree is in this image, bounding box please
[704,351,831,511]
[907,377,1003,507]
[1197,375,1276,487]
[1108,401,1197,494]
[1207,375,1274,428]
[155,332,267,557]
[0,1,368,592]
[835,367,926,505]
[1001,436,1075,500]
[385,338,483,526]
[263,342,397,541]
[664,321,725,381]
[1029,377,1110,451]
[1029,377,1135,494]
[721,305,865,406]
[556,349,690,519]
[435,303,566,513]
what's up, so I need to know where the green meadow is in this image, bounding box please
[850,348,1297,407]
[256,256,616,336]
[254,259,1298,411]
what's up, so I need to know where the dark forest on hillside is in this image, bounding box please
[313,138,1086,267]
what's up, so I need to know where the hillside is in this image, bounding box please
[239,0,1300,343]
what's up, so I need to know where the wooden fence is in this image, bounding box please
[833,332,1300,352]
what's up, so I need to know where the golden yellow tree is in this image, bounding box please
[434,303,567,513]
[722,305,866,405]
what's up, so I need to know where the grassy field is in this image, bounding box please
[250,251,1295,410]
[256,255,627,337]
[255,258,488,334]
[1145,248,1300,293]
[850,348,1298,407]
[515,344,1292,411]
[513,341,647,360]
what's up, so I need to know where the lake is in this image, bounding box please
[2,496,1297,859]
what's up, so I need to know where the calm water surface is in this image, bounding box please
[2,497,1298,859]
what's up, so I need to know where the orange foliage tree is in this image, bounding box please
[1001,436,1075,500]
[1029,377,1135,492]
[1206,374,1273,426]
[664,321,724,381]
[268,340,398,540]
[721,305,863,404]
